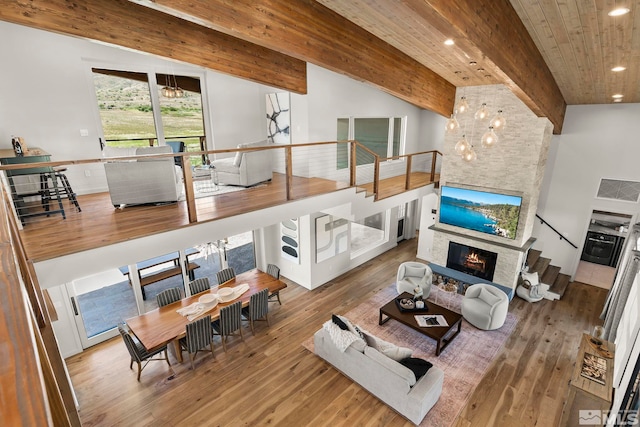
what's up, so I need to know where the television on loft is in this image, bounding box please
[439,185,522,240]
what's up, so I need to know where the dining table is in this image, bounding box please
[126,269,287,362]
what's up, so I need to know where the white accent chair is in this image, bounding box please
[210,140,273,187]
[396,262,433,298]
[461,284,509,330]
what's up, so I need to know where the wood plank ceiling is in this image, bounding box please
[2,1,637,133]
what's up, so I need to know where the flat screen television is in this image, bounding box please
[446,241,498,281]
[439,186,522,240]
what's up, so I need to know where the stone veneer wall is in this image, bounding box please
[432,84,553,289]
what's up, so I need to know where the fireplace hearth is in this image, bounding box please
[446,241,498,282]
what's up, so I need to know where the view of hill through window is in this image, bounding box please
[92,71,205,163]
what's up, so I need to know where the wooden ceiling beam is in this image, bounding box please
[423,0,567,133]
[0,0,307,94]
[136,0,457,118]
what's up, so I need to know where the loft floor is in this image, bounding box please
[19,172,437,262]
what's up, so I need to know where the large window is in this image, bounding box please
[337,117,405,169]
[92,68,206,165]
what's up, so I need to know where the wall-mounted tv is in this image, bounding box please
[439,186,522,240]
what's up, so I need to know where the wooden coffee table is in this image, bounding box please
[379,292,462,356]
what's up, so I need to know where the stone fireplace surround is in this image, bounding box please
[424,84,553,291]
[430,225,535,290]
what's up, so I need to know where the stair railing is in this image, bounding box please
[535,214,578,249]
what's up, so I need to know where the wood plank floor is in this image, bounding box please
[65,238,608,427]
[18,172,434,262]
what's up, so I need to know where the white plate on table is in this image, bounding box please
[198,294,218,306]
[217,287,236,303]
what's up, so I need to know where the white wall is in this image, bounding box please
[0,21,267,194]
[535,104,640,276]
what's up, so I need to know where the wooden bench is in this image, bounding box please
[139,261,200,299]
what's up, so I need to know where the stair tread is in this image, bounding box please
[548,273,571,298]
[527,249,542,270]
[540,265,561,286]
[530,256,551,276]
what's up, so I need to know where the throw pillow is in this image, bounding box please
[363,332,413,361]
[332,314,349,331]
[398,357,433,381]
[233,143,247,167]
[404,265,426,278]
[478,287,502,306]
[323,320,365,352]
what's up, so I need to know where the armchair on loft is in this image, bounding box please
[209,140,273,187]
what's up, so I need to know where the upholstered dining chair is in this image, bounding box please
[179,315,215,370]
[242,288,270,335]
[118,324,171,381]
[188,277,210,295]
[266,263,282,305]
[212,301,244,351]
[156,287,182,307]
[216,267,236,285]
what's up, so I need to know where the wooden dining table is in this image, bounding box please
[126,269,286,362]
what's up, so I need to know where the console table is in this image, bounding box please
[429,263,514,300]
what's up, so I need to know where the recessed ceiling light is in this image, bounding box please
[444,39,455,46]
[611,66,626,72]
[608,7,630,16]
[612,94,624,99]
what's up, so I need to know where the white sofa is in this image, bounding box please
[103,146,183,206]
[314,319,443,425]
[210,140,273,187]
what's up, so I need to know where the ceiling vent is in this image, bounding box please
[597,179,640,202]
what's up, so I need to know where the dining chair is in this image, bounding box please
[188,277,210,295]
[242,288,270,335]
[156,287,182,307]
[179,315,215,369]
[118,324,171,381]
[212,301,244,351]
[216,267,236,284]
[266,263,282,305]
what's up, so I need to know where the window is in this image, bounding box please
[336,117,405,169]
[350,211,388,256]
[92,68,206,165]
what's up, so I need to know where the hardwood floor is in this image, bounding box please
[65,238,608,427]
[18,172,435,262]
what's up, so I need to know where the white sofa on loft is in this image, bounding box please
[103,145,183,207]
[210,140,274,187]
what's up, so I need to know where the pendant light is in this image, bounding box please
[474,103,490,121]
[462,146,477,162]
[454,135,470,156]
[457,96,470,115]
[445,114,460,133]
[481,126,498,148]
[490,110,506,132]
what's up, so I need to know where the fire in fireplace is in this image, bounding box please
[446,241,498,281]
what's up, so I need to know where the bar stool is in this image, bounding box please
[43,167,81,212]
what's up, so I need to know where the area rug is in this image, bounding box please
[185,182,267,200]
[302,285,518,427]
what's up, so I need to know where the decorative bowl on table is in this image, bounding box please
[198,294,218,305]
[217,287,235,302]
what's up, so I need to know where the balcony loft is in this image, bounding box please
[1,140,441,264]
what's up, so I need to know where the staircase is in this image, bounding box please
[526,249,571,300]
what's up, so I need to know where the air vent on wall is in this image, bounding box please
[597,179,640,202]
